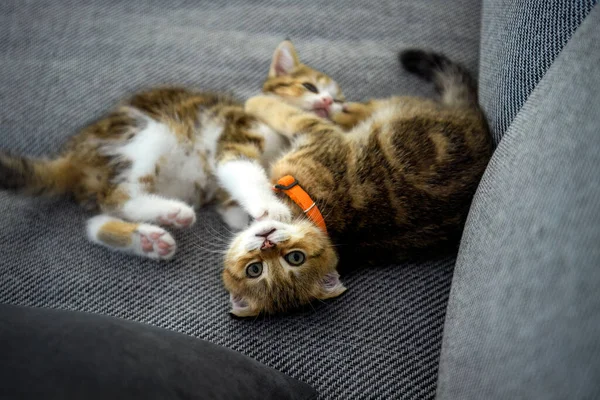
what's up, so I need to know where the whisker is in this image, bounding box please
[189,242,227,255]
[313,298,331,307]
[200,218,234,243]
[189,231,229,250]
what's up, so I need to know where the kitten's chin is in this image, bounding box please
[313,108,329,118]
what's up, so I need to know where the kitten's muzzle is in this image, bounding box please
[256,228,276,238]
[313,97,332,118]
[256,228,277,250]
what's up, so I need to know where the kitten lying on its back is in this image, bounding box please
[0,41,345,260]
[222,50,493,317]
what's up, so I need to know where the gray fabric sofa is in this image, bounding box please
[1,1,598,399]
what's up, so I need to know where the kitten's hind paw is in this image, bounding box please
[157,204,197,229]
[133,225,177,260]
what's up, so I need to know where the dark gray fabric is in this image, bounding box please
[478,0,597,143]
[0,304,317,400]
[0,1,483,399]
[437,5,600,400]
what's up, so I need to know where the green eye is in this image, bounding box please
[246,262,263,278]
[302,82,319,94]
[284,251,306,266]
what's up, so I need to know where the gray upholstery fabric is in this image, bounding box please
[437,5,600,400]
[478,0,597,143]
[0,1,482,399]
[0,304,317,400]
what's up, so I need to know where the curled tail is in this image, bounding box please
[0,152,79,196]
[400,49,478,108]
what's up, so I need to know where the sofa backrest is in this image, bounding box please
[437,2,600,399]
[478,0,597,144]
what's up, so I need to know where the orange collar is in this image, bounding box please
[273,175,328,234]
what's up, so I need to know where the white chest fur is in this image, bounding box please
[109,113,288,209]
[112,117,219,207]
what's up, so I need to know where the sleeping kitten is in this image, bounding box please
[0,41,345,260]
[222,50,493,317]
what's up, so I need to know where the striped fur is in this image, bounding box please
[0,41,344,260]
[222,50,493,317]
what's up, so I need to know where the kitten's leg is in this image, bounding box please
[87,215,176,260]
[119,194,197,228]
[217,202,251,231]
[214,113,291,222]
[216,159,291,222]
[245,95,340,138]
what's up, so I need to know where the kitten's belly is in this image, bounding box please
[114,116,219,207]
[154,151,217,207]
[154,125,220,207]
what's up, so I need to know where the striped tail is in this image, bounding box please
[400,49,478,108]
[0,152,79,196]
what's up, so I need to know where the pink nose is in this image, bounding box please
[261,240,275,250]
[321,97,333,107]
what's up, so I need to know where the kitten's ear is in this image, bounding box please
[229,294,258,317]
[269,40,300,77]
[316,271,347,300]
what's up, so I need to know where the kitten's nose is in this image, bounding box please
[261,240,276,250]
[321,96,333,106]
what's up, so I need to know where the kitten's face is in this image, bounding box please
[222,219,345,317]
[262,41,345,120]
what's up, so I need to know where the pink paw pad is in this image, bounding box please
[176,216,194,226]
[139,233,173,254]
[134,226,176,260]
[157,207,196,229]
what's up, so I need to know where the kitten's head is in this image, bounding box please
[262,40,345,120]
[222,219,345,317]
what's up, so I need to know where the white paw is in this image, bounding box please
[133,225,177,260]
[249,199,292,223]
[219,206,251,231]
[157,203,196,229]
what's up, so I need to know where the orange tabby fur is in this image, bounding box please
[222,50,493,316]
[0,41,345,260]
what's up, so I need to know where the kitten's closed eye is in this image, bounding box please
[302,82,319,94]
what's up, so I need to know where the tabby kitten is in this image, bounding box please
[0,41,344,260]
[222,50,493,317]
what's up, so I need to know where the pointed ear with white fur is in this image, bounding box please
[229,294,258,318]
[269,40,300,77]
[316,271,347,300]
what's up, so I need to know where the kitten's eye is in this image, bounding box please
[302,83,319,94]
[333,99,343,104]
[246,262,263,278]
[284,251,306,266]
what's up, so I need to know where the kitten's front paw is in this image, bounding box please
[245,95,276,116]
[218,206,251,231]
[330,101,373,130]
[249,199,292,223]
